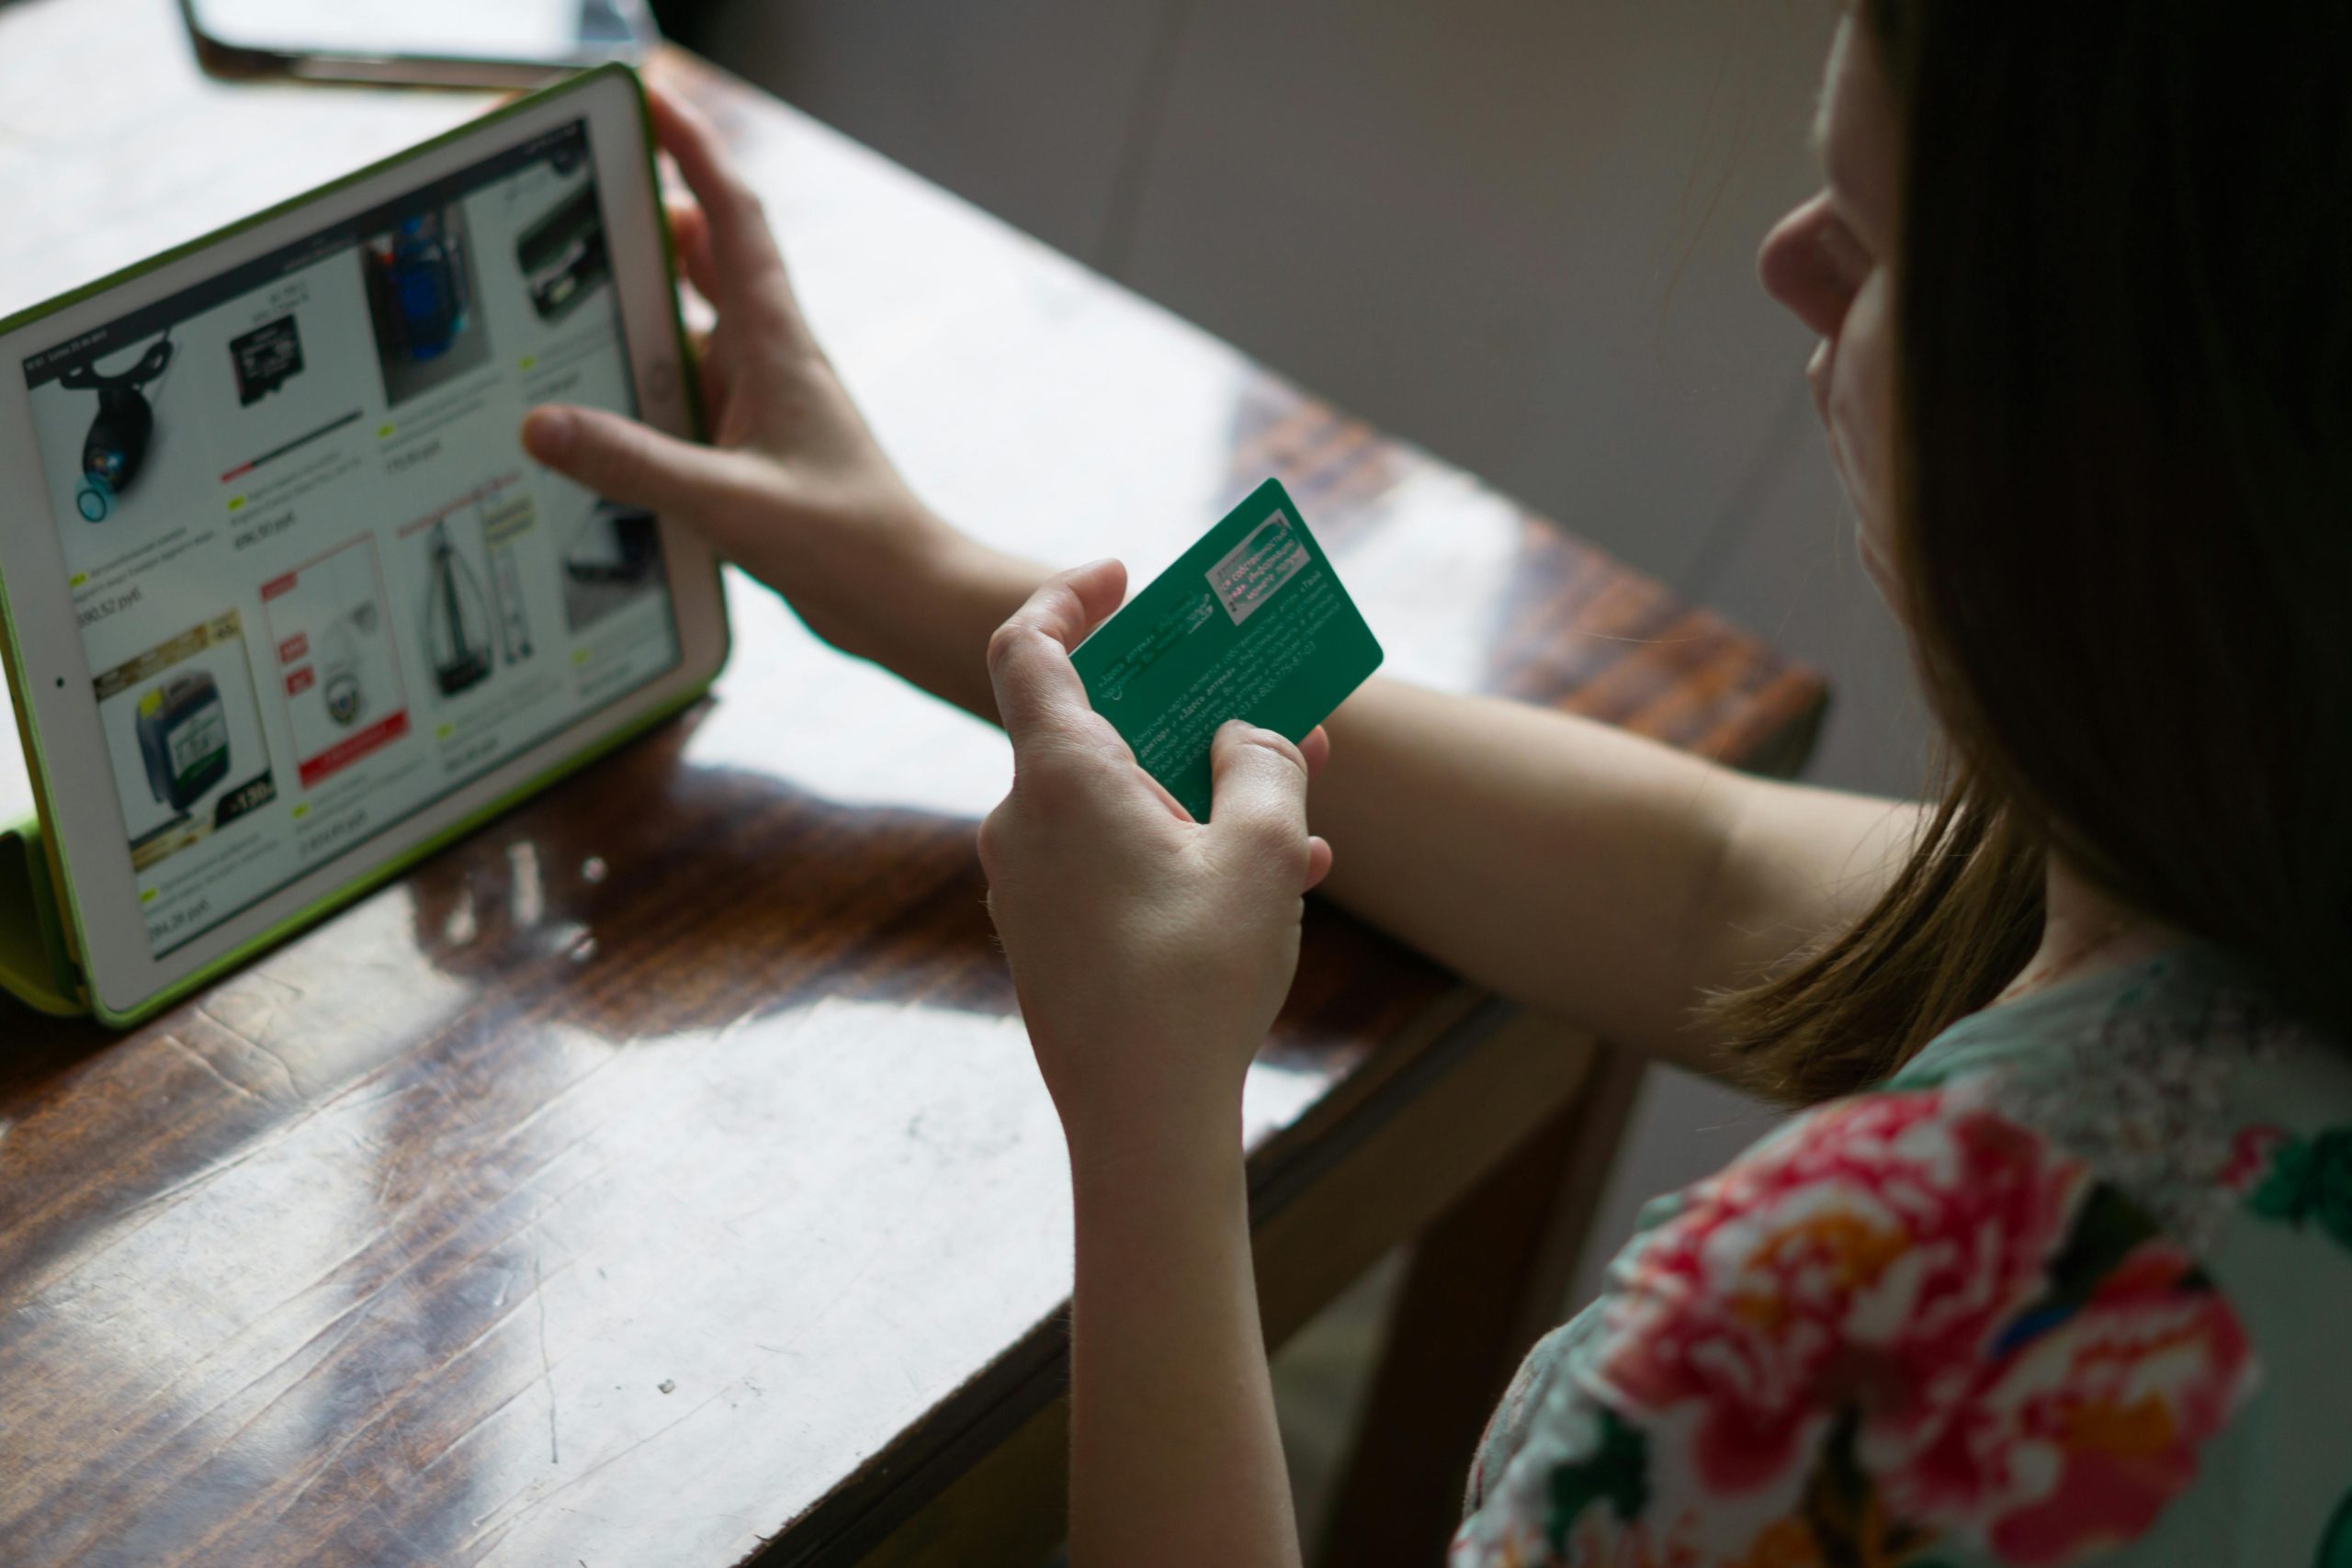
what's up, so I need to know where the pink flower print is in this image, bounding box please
[1931,1242,2256,1564]
[2221,1124,2288,1194]
[1585,1088,2255,1565]
[1593,1091,2087,1504]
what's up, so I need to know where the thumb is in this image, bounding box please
[987,558,1128,747]
[522,404,749,519]
[1204,720,1315,879]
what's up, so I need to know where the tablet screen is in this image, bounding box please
[20,118,681,958]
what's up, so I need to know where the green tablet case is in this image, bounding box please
[0,65,718,1027]
[0,813,80,1015]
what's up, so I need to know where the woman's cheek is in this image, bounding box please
[1827,274,1900,592]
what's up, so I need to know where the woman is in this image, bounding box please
[522,4,2352,1562]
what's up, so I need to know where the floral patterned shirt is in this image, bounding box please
[1452,942,2352,1568]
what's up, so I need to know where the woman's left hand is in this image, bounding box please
[978,559,1333,1166]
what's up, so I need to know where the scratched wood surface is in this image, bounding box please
[0,1,1826,1563]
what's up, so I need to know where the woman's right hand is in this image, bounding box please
[978,562,1333,1162]
[520,82,944,665]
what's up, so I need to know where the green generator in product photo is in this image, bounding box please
[136,671,230,813]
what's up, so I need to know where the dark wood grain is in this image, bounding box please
[1318,1042,1651,1568]
[0,3,1825,1564]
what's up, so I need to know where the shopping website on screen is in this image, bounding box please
[22,119,681,957]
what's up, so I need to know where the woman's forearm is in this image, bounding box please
[833,526,1921,1073]
[842,518,1051,725]
[1066,1130,1300,1568]
[1308,678,1924,1072]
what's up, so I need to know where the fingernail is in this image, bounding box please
[525,407,574,460]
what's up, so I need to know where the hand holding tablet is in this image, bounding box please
[0,67,1387,1028]
[518,85,952,670]
[0,67,724,1022]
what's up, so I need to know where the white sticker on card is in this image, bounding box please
[1204,513,1311,626]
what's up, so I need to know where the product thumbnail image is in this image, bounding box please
[262,535,413,789]
[480,488,539,668]
[560,498,665,634]
[95,613,278,872]
[136,671,228,813]
[515,184,612,323]
[317,600,379,728]
[363,206,492,408]
[424,519,494,697]
[229,315,305,405]
[57,329,174,522]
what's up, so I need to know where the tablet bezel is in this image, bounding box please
[0,65,728,1024]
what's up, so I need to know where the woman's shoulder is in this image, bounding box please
[1887,941,2352,1257]
[1453,945,2352,1566]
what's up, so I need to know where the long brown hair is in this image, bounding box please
[1717,1,2352,1102]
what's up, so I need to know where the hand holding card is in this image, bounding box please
[1069,479,1384,821]
[980,555,1339,1158]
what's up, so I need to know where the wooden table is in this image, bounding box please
[0,2,1825,1563]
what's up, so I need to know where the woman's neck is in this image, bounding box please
[1996,852,2180,1006]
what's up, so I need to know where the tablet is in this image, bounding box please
[0,66,727,1024]
[180,0,659,88]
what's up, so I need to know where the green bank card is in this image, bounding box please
[1071,479,1384,820]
